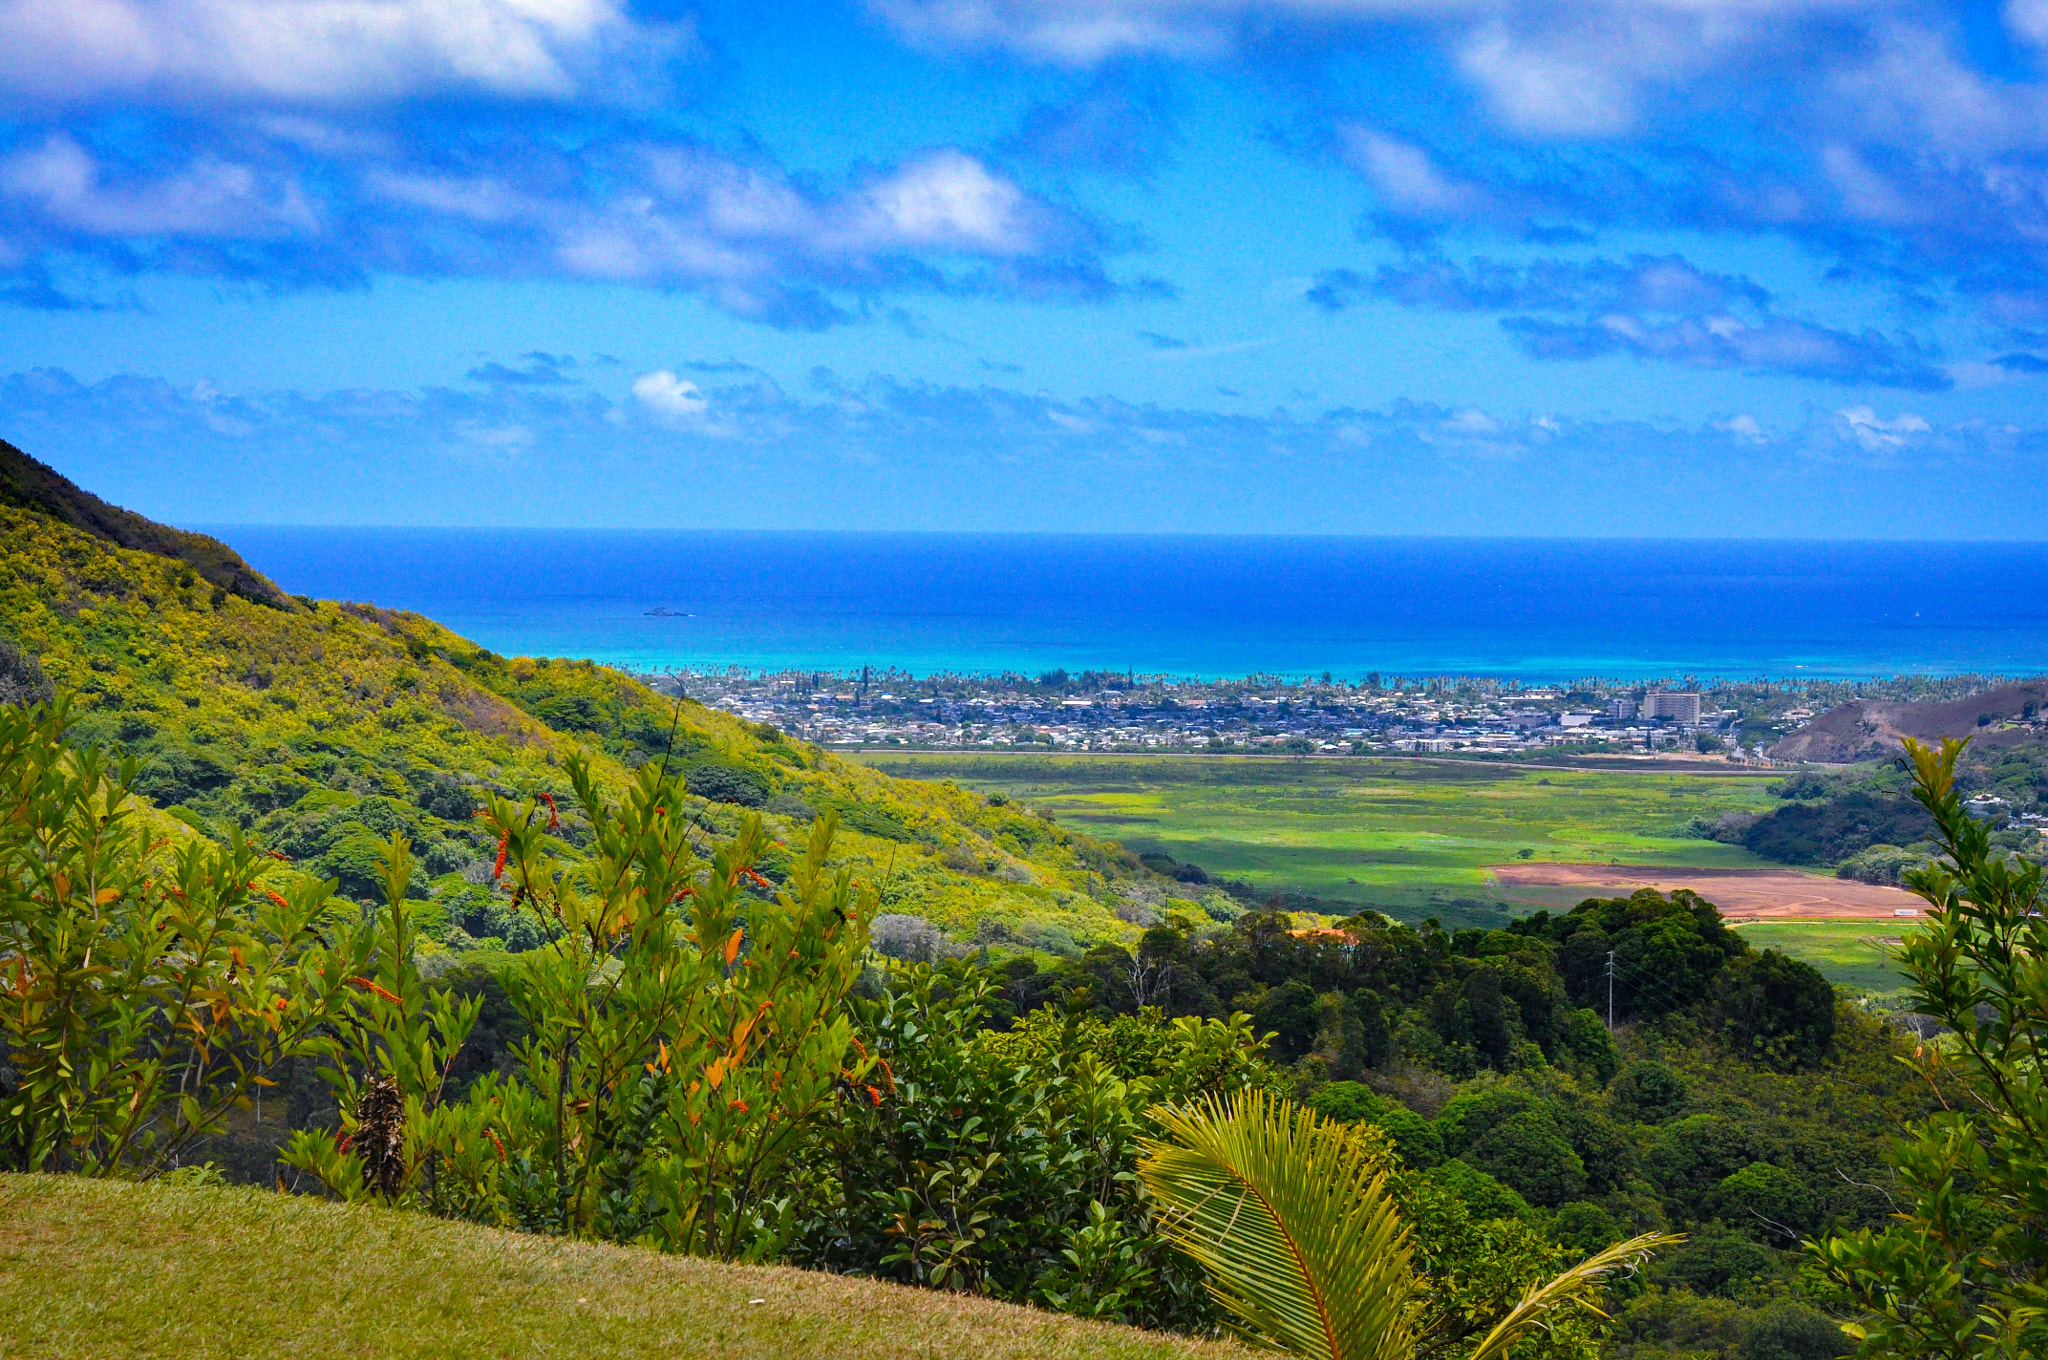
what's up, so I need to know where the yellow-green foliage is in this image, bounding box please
[0,504,1144,947]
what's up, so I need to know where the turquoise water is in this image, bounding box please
[213,529,2048,681]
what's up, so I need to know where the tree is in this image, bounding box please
[1136,1090,1677,1360]
[1715,948,1837,1068]
[1811,736,2048,1358]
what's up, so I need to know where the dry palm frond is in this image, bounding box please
[1138,1090,1418,1360]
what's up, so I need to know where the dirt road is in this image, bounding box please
[1486,863,1925,920]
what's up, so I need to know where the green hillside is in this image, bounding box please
[0,465,1173,954]
[0,1175,1246,1360]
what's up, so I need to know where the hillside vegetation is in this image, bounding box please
[0,1175,1246,1360]
[0,468,1177,955]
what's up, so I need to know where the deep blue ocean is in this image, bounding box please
[211,530,2048,682]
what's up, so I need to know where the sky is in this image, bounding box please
[3,0,2048,535]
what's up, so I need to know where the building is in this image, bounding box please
[1641,691,1702,723]
[1608,697,1637,720]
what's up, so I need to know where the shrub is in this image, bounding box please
[1464,1109,1589,1207]
[1425,1158,1533,1222]
[1307,1081,1444,1169]
[1717,1161,1815,1242]
[284,761,875,1259]
[1653,1223,1787,1298]
[1613,1059,1689,1123]
[0,701,363,1176]
[684,760,771,808]
[1738,1302,1853,1360]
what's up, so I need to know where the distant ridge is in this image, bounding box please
[0,437,294,610]
[1770,680,2048,763]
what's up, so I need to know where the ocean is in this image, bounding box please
[211,530,2048,682]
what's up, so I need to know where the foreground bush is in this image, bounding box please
[1,701,365,1176]
[284,756,876,1259]
[1812,737,2048,1357]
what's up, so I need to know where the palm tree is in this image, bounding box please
[1138,1090,1677,1360]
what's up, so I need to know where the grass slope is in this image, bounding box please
[0,1175,1244,1360]
[0,493,1156,948]
[857,753,1784,924]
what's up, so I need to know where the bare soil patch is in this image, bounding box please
[1487,862,1925,920]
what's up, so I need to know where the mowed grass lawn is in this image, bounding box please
[0,1175,1248,1360]
[859,754,1786,921]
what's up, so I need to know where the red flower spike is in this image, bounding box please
[492,836,508,880]
[537,792,561,831]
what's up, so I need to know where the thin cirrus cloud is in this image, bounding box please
[3,361,2030,534]
[1309,254,1952,390]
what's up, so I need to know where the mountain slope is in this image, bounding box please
[0,438,293,609]
[0,1175,1246,1360]
[0,473,1169,949]
[1770,681,2048,763]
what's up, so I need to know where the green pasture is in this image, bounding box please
[859,753,1784,925]
[1733,920,1911,994]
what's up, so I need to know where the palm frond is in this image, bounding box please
[1464,1229,1683,1360]
[1138,1089,1419,1360]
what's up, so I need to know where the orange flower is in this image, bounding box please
[728,1099,749,1112]
[865,1085,883,1106]
[348,976,402,1005]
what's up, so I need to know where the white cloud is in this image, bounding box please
[631,369,709,421]
[1835,405,1931,451]
[0,133,314,236]
[2009,0,2048,49]
[0,0,685,104]
[844,150,1040,255]
[1339,128,1488,215]
[1456,23,1639,137]
[872,0,1484,64]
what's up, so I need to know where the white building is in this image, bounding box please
[1642,691,1702,723]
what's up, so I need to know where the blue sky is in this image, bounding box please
[3,0,2048,534]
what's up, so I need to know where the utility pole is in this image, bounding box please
[1607,950,1616,1030]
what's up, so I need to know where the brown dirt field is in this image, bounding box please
[1486,862,1927,920]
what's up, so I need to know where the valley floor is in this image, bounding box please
[853,752,1907,991]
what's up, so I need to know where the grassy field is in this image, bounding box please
[1733,920,1910,995]
[0,1175,1247,1360]
[854,753,1785,927]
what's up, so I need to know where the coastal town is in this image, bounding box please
[654,668,1840,760]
